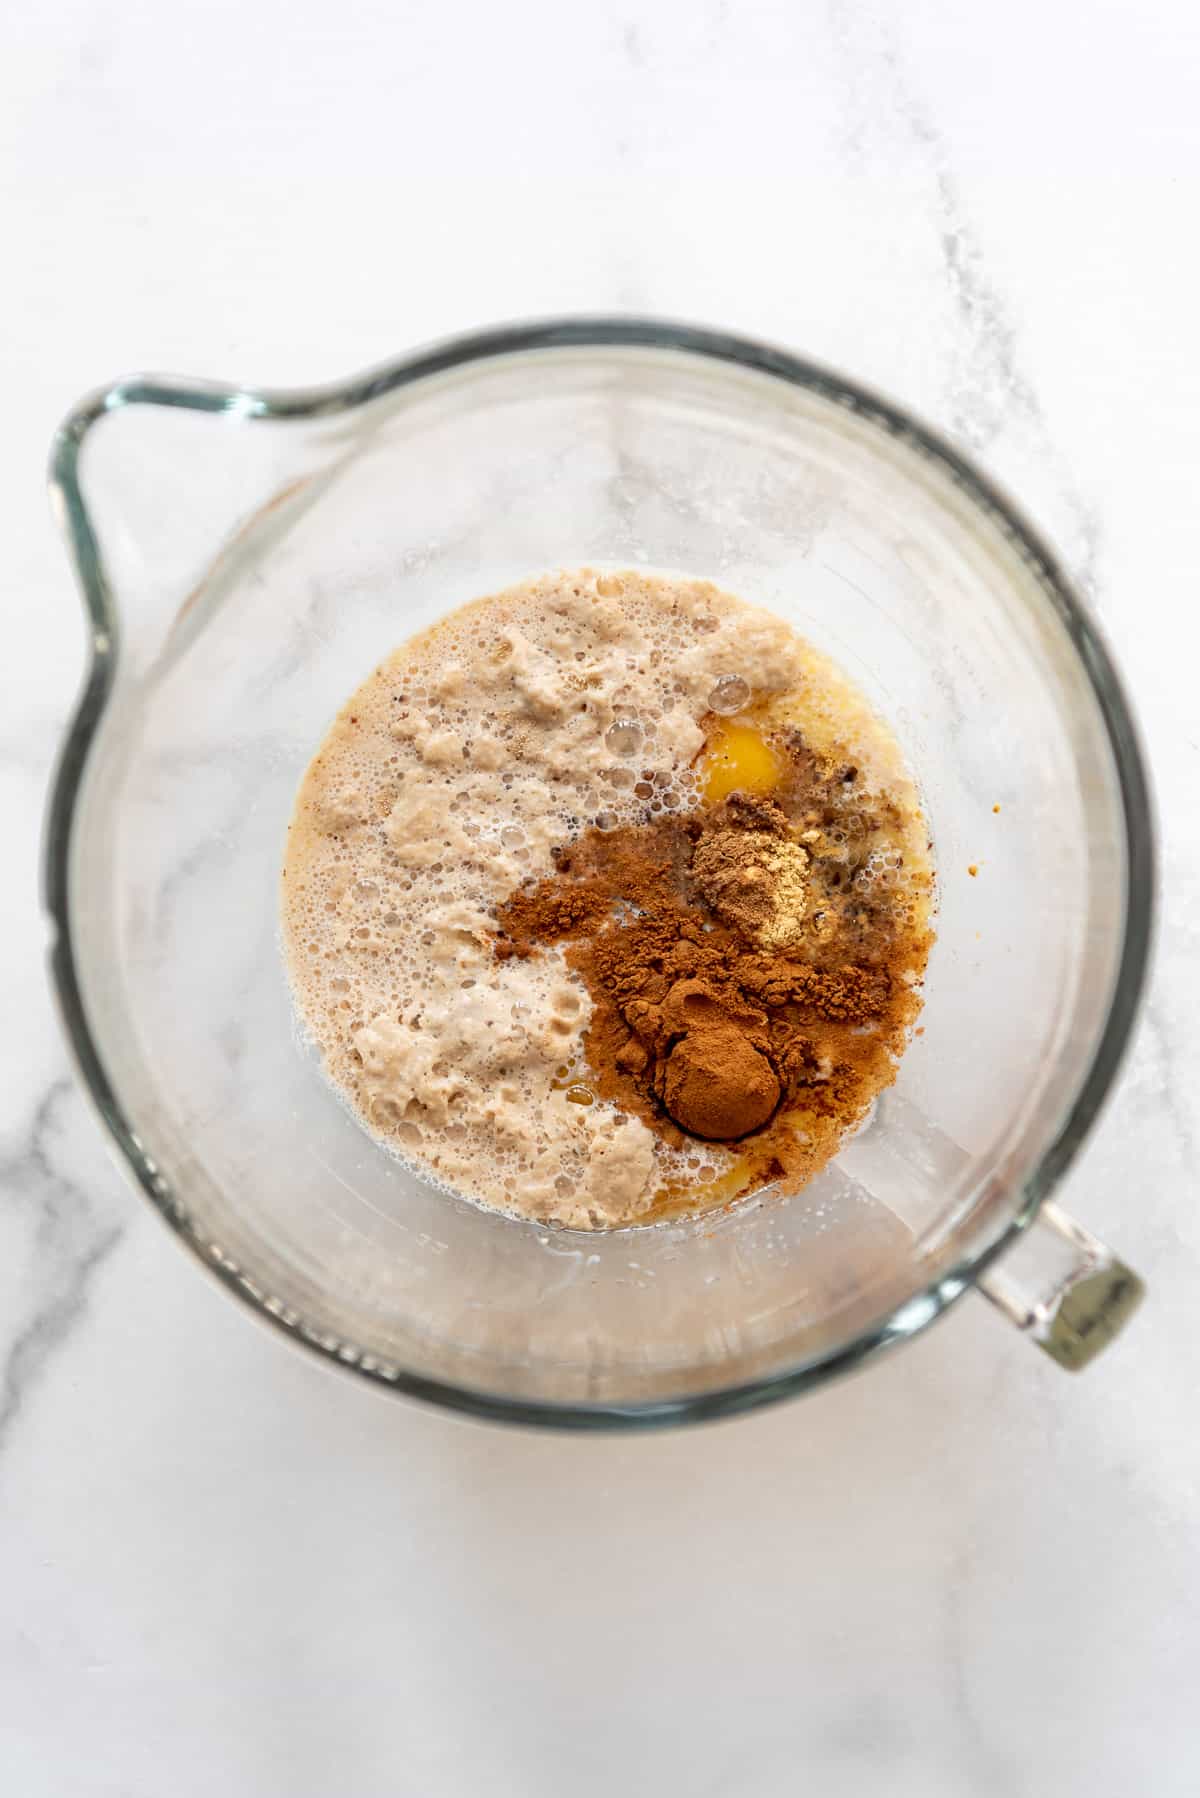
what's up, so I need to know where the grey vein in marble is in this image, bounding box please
[1130,998,1197,1170]
[0,1078,127,1450]
[825,2,1104,601]
[941,1542,1016,1796]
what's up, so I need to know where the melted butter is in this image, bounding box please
[648,1157,752,1221]
[700,718,784,803]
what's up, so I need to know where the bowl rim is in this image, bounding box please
[43,314,1156,1430]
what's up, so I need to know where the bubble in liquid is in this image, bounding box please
[595,810,619,831]
[605,717,644,757]
[500,826,525,849]
[708,673,750,715]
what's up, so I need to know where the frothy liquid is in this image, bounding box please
[281,569,934,1228]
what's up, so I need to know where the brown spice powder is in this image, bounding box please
[496,781,931,1211]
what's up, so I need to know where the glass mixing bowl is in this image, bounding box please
[45,319,1153,1426]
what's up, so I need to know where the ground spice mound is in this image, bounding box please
[691,795,810,951]
[496,766,932,1211]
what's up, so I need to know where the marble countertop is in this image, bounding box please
[4,3,1199,1792]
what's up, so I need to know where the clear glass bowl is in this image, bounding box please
[45,320,1153,1426]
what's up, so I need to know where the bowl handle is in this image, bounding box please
[975,1200,1145,1370]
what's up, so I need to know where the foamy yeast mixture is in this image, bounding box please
[281,569,933,1229]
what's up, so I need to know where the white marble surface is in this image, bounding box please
[3,2,1199,1792]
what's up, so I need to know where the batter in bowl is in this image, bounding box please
[281,569,935,1228]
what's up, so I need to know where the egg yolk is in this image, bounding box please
[701,719,783,804]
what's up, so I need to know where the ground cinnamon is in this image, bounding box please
[655,980,780,1139]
